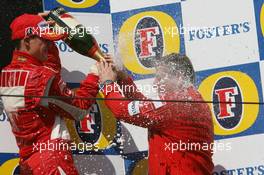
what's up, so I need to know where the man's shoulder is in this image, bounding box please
[30,66,57,81]
[3,63,57,81]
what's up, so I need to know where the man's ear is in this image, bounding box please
[23,38,31,51]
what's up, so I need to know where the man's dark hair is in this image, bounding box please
[12,39,21,50]
[155,53,195,84]
[0,39,15,69]
[12,35,40,50]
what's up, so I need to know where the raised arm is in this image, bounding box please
[44,42,61,73]
[117,72,146,100]
[43,42,99,121]
[97,61,165,128]
[101,82,166,128]
[47,73,99,121]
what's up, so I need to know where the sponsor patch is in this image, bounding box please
[128,101,140,116]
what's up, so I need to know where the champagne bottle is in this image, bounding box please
[46,7,105,61]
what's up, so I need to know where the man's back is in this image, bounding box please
[0,47,99,174]
[101,77,214,175]
[147,87,214,175]
[0,48,99,160]
[0,50,59,159]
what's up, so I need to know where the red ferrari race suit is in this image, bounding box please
[101,77,214,175]
[0,43,99,175]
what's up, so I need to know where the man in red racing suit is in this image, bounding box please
[0,14,99,175]
[98,54,214,175]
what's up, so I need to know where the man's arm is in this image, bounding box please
[104,54,146,99]
[43,42,99,121]
[101,82,166,128]
[97,61,165,128]
[44,42,61,73]
[46,72,99,121]
[117,74,146,100]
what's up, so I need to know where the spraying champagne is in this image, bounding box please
[46,7,105,61]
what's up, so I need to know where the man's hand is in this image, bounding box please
[90,54,115,76]
[103,54,114,64]
[38,12,49,17]
[38,12,55,26]
[97,61,117,83]
[89,64,99,76]
[103,54,128,81]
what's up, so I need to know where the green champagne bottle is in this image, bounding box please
[46,7,105,61]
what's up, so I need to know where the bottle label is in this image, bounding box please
[59,15,80,30]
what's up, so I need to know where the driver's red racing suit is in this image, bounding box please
[102,77,214,175]
[0,43,99,175]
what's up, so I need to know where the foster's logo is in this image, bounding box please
[65,93,119,150]
[261,3,264,37]
[213,77,242,130]
[135,17,163,68]
[114,6,183,76]
[198,70,260,136]
[56,0,100,8]
[75,103,101,144]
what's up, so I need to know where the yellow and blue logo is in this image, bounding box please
[198,62,264,139]
[65,91,121,153]
[260,3,264,37]
[124,153,148,175]
[112,3,185,80]
[0,154,19,175]
[254,0,264,60]
[43,0,110,13]
[131,158,148,175]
